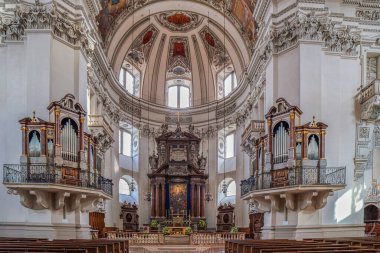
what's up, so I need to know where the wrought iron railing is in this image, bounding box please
[240,176,255,197]
[3,164,113,196]
[240,166,346,195]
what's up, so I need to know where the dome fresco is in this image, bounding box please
[98,0,256,106]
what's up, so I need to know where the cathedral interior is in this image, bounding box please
[1,0,380,252]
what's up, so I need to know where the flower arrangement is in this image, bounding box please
[162,226,170,235]
[198,220,206,230]
[230,226,238,233]
[185,227,192,235]
[150,219,158,228]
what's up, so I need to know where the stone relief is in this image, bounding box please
[356,9,380,21]
[199,27,232,71]
[267,11,361,56]
[126,25,159,68]
[0,1,93,57]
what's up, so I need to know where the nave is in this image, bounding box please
[3,237,380,253]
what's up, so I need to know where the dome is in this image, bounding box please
[97,0,257,108]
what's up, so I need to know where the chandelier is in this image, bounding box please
[144,9,152,201]
[205,12,213,202]
[221,180,228,195]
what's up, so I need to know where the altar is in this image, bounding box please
[148,124,208,225]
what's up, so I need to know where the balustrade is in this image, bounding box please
[190,232,245,245]
[358,79,380,104]
[106,231,245,245]
[3,164,113,196]
[241,166,346,193]
[106,232,164,245]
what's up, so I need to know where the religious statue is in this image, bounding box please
[197,152,207,171]
[149,152,159,170]
[161,123,169,134]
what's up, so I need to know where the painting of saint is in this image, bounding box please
[231,0,257,42]
[96,0,127,39]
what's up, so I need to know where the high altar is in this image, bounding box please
[148,124,208,226]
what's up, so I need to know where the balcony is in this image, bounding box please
[357,79,380,121]
[241,120,265,157]
[3,164,113,210]
[88,115,114,153]
[241,166,346,212]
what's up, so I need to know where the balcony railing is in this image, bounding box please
[241,120,265,143]
[88,115,114,135]
[241,166,346,196]
[3,164,113,196]
[358,79,380,104]
[240,176,255,197]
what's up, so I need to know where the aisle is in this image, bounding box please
[130,245,224,253]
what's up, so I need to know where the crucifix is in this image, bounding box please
[176,111,181,125]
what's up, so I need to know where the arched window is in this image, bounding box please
[225,133,235,159]
[119,179,131,196]
[119,175,139,204]
[226,181,236,197]
[119,129,132,157]
[168,85,190,108]
[217,178,236,205]
[119,68,136,95]
[223,72,237,97]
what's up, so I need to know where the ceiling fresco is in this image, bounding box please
[156,11,203,32]
[96,0,257,44]
[126,24,159,68]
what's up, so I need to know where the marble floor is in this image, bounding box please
[130,246,224,253]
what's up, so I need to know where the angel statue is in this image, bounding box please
[149,152,159,170]
[197,152,207,171]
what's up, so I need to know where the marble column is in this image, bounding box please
[155,183,160,217]
[191,183,195,217]
[151,184,156,217]
[197,184,201,217]
[200,185,204,217]
[161,182,165,217]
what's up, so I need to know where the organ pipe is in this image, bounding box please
[273,122,289,164]
[61,119,78,162]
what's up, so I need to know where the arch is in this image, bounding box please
[217,178,236,205]
[119,175,139,204]
[364,204,379,223]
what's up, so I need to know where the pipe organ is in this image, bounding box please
[273,122,289,164]
[61,118,79,162]
[19,94,103,185]
[246,98,328,189]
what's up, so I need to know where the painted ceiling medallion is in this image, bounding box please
[167,13,191,25]
[167,37,191,79]
[199,27,232,71]
[127,25,159,68]
[156,11,203,32]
